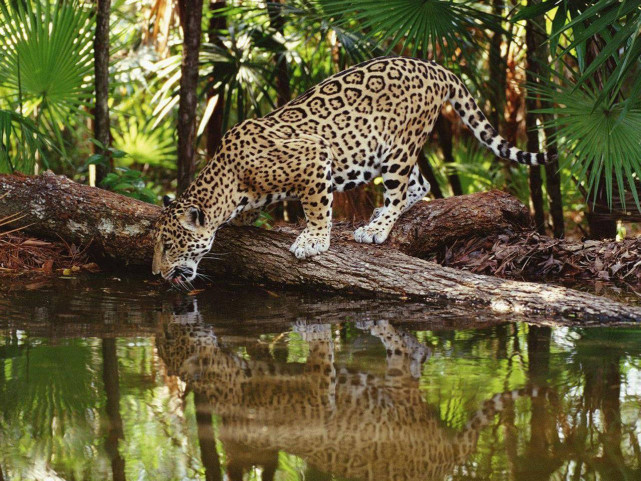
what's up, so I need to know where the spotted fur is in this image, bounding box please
[152,56,553,282]
[158,308,550,480]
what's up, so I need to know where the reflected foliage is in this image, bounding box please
[1,287,641,480]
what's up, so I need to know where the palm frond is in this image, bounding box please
[0,0,95,151]
[535,80,641,212]
[0,109,55,173]
[315,0,502,62]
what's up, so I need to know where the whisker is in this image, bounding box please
[196,272,213,282]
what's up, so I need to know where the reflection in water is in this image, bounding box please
[1,278,641,480]
[103,338,126,481]
[157,302,541,481]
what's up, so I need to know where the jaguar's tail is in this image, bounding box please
[445,71,555,166]
[454,385,551,461]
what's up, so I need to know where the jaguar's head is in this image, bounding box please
[152,195,216,284]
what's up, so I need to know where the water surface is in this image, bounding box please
[1,276,641,481]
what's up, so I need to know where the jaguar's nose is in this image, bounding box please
[171,266,194,283]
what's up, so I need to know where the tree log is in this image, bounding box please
[1,171,640,324]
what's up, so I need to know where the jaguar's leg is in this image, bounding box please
[369,164,431,222]
[295,322,336,408]
[405,163,431,211]
[290,143,334,259]
[355,149,412,244]
[229,209,261,226]
[356,320,431,379]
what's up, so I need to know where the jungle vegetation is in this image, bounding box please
[0,0,640,239]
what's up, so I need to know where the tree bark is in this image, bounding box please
[102,338,126,481]
[544,145,564,238]
[194,391,222,481]
[417,149,443,199]
[435,114,463,196]
[488,0,505,131]
[93,0,112,185]
[1,172,641,323]
[176,0,204,194]
[3,172,641,324]
[267,0,291,108]
[525,0,546,235]
[205,1,226,157]
[526,0,564,238]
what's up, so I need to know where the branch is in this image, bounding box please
[1,171,640,324]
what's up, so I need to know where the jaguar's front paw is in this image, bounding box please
[290,229,330,259]
[354,224,390,244]
[293,321,332,341]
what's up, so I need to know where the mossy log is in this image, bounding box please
[1,171,641,324]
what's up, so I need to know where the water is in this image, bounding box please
[1,276,641,481]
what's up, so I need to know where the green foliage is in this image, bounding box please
[83,140,158,203]
[315,0,501,68]
[0,0,95,155]
[515,0,641,112]
[429,139,531,203]
[100,167,157,203]
[514,0,641,212]
[0,109,54,173]
[537,82,641,211]
[152,19,280,133]
[112,104,176,170]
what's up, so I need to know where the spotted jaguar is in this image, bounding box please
[152,56,552,283]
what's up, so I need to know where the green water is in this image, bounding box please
[1,276,641,481]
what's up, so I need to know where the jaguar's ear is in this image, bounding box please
[187,206,206,227]
[163,195,173,207]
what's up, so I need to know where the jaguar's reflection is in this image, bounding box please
[157,303,543,481]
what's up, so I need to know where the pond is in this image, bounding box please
[1,275,641,481]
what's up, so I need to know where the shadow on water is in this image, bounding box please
[1,275,641,480]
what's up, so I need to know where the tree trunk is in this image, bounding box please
[487,0,516,194]
[528,165,545,234]
[417,149,443,199]
[1,172,641,324]
[265,0,304,222]
[176,0,204,194]
[544,145,564,238]
[528,0,564,238]
[584,36,617,239]
[267,0,291,108]
[194,391,223,481]
[205,1,226,157]
[488,0,505,131]
[93,0,112,185]
[435,114,463,196]
[102,338,126,481]
[525,0,546,235]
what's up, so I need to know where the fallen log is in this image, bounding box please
[1,171,640,324]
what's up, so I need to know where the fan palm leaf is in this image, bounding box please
[535,80,641,212]
[0,109,55,173]
[0,0,95,153]
[514,0,641,113]
[112,104,176,170]
[315,0,502,61]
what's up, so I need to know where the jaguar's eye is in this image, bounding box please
[163,242,171,252]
